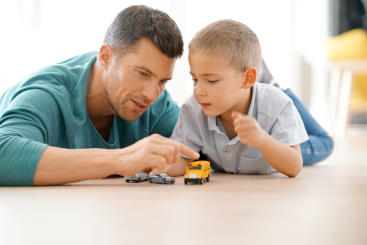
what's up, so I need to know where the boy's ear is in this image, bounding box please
[98,45,114,70]
[241,67,257,89]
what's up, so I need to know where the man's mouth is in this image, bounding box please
[131,99,148,110]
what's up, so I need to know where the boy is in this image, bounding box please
[167,20,308,177]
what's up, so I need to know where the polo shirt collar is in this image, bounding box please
[207,83,257,132]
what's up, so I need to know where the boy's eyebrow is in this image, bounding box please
[190,71,222,77]
[136,66,172,81]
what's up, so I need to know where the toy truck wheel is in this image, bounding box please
[184,179,188,185]
[207,175,210,182]
[200,179,204,184]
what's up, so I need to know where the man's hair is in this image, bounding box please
[189,20,262,71]
[103,5,183,59]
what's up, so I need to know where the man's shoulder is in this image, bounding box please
[53,51,97,68]
[0,52,97,117]
[254,83,292,119]
[8,52,97,91]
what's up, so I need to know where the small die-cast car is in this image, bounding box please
[125,172,149,183]
[184,160,211,184]
[148,173,175,184]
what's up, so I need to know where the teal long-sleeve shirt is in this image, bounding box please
[0,52,180,186]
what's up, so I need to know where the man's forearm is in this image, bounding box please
[33,146,118,185]
[258,134,303,177]
[33,134,200,185]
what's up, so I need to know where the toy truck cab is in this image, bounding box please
[184,161,210,184]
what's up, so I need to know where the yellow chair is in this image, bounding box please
[328,29,367,60]
[327,28,367,136]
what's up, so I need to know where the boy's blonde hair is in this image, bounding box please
[189,20,262,71]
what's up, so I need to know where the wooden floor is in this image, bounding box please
[0,127,366,245]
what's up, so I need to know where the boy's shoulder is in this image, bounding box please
[254,83,292,119]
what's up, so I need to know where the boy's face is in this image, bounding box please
[189,51,249,118]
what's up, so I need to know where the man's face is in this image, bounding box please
[189,51,245,118]
[103,38,175,121]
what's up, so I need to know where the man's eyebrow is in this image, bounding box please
[136,66,171,82]
[136,66,154,76]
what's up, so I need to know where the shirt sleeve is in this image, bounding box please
[270,100,309,146]
[0,89,61,186]
[170,99,203,153]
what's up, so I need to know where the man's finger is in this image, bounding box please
[145,155,166,170]
[178,143,199,160]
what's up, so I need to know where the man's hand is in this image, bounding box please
[232,111,266,148]
[115,134,199,176]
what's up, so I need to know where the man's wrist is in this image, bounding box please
[85,148,120,178]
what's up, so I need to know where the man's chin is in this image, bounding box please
[118,112,144,121]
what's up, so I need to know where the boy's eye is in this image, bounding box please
[192,78,198,83]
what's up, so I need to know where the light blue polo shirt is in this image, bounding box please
[171,82,308,174]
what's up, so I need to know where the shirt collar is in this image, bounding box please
[247,82,257,118]
[208,116,217,131]
[207,83,258,132]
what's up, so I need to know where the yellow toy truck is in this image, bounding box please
[184,160,210,184]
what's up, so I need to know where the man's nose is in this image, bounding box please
[141,81,159,102]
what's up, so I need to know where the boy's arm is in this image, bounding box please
[232,111,303,177]
[258,135,302,177]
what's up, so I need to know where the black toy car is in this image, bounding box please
[148,173,175,184]
[125,172,149,183]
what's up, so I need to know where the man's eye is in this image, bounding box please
[192,78,198,83]
[139,71,148,76]
[208,79,219,83]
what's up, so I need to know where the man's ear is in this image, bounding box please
[98,45,113,70]
[241,67,257,89]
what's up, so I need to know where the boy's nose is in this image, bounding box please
[194,82,206,96]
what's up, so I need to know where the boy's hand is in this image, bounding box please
[232,111,266,148]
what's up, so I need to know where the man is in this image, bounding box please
[0,5,199,186]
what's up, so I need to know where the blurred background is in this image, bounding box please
[0,0,366,138]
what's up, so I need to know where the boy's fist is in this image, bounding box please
[232,111,266,148]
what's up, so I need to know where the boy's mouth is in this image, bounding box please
[200,103,211,109]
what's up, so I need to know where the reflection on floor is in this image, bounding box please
[323,125,367,166]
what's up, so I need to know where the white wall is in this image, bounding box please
[0,0,329,122]
[293,0,329,121]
